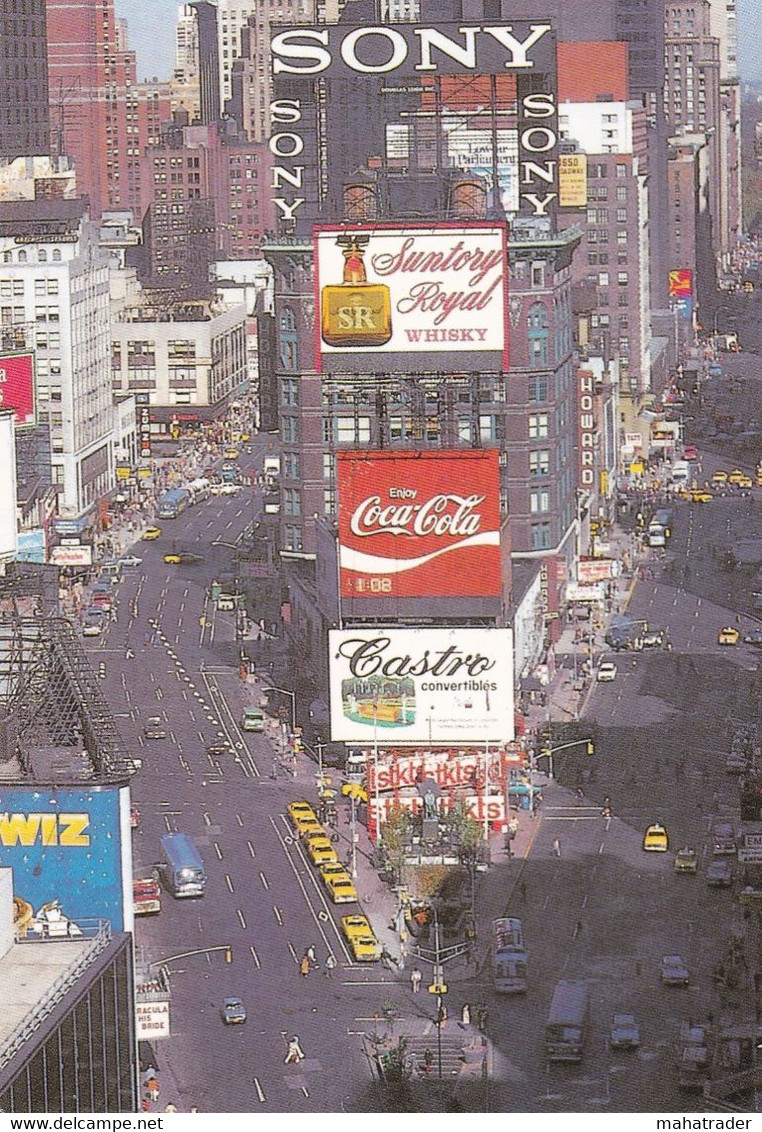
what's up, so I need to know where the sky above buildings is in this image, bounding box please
[118,0,762,83]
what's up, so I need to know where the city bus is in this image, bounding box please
[491,917,528,993]
[160,833,206,898]
[157,488,191,519]
[545,980,589,1062]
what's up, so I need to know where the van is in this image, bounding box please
[670,461,691,486]
[648,527,666,548]
[241,708,266,733]
[712,822,736,856]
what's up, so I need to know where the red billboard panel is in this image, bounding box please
[668,269,693,298]
[0,352,36,427]
[337,450,501,598]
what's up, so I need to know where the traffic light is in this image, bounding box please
[586,741,595,756]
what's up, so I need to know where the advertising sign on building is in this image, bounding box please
[0,352,36,428]
[328,627,514,743]
[668,268,693,321]
[369,793,506,828]
[135,392,152,460]
[337,449,501,599]
[577,557,618,584]
[136,1000,171,1041]
[49,543,94,567]
[0,786,131,932]
[577,369,596,488]
[558,152,587,207]
[366,748,509,792]
[314,224,508,374]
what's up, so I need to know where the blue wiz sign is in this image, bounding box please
[0,786,131,932]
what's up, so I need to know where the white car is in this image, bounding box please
[661,955,690,985]
[119,555,143,568]
[219,484,242,495]
[596,661,618,682]
[610,1013,641,1050]
[82,616,104,637]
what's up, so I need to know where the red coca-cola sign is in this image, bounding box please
[337,450,501,597]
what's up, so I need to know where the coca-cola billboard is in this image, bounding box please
[0,352,36,428]
[337,450,501,598]
[328,626,514,744]
[314,223,508,374]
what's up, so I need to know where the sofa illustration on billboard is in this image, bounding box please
[340,675,416,728]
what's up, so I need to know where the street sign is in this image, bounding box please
[738,848,762,864]
[744,835,762,848]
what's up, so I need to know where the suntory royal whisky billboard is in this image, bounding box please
[314,223,508,374]
[337,449,502,599]
[328,626,514,744]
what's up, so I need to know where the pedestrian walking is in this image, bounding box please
[410,965,422,993]
[285,1035,305,1063]
[306,944,317,967]
[164,1104,177,1113]
[324,953,337,978]
[460,1003,471,1027]
[476,1004,489,1034]
[519,879,527,902]
[299,954,310,978]
[553,837,561,858]
[423,1048,434,1074]
[146,1078,159,1104]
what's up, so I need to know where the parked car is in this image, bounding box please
[241,708,266,732]
[661,955,690,985]
[596,661,618,682]
[642,629,667,649]
[743,630,762,648]
[682,445,698,460]
[82,611,105,637]
[712,822,736,855]
[341,915,382,962]
[610,1013,641,1050]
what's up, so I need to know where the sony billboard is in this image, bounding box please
[337,449,502,598]
[328,627,514,744]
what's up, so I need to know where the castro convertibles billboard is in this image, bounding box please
[0,786,132,932]
[329,627,514,744]
[338,449,501,598]
[314,223,508,374]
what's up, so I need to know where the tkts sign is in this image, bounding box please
[337,450,501,598]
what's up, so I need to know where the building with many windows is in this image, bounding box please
[0,198,116,520]
[111,294,248,433]
[0,0,50,162]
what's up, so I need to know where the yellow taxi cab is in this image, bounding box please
[711,470,728,484]
[735,475,753,489]
[341,914,381,962]
[718,626,740,646]
[342,781,369,804]
[304,833,339,867]
[319,861,358,903]
[163,552,181,565]
[142,526,162,540]
[757,473,762,488]
[727,469,746,485]
[690,489,713,503]
[643,823,669,852]
[223,447,239,460]
[286,803,324,838]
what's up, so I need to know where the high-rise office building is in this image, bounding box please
[0,0,50,161]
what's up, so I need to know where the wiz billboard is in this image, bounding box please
[337,450,501,598]
[329,627,514,744]
[0,785,132,932]
[314,224,508,374]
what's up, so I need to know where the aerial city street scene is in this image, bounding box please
[1,0,762,1121]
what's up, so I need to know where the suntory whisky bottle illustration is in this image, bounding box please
[321,234,393,348]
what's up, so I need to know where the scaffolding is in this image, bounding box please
[0,610,136,782]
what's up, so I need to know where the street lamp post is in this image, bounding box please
[268,685,296,732]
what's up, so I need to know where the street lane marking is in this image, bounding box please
[237,908,247,930]
[225,874,234,893]
[214,842,223,860]
[260,871,269,890]
[288,942,298,962]
[274,905,283,924]
[247,841,256,857]
[250,944,260,968]
[203,812,211,826]
[236,813,244,827]
[253,1078,265,1103]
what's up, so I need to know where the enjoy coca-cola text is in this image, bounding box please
[349,492,486,539]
